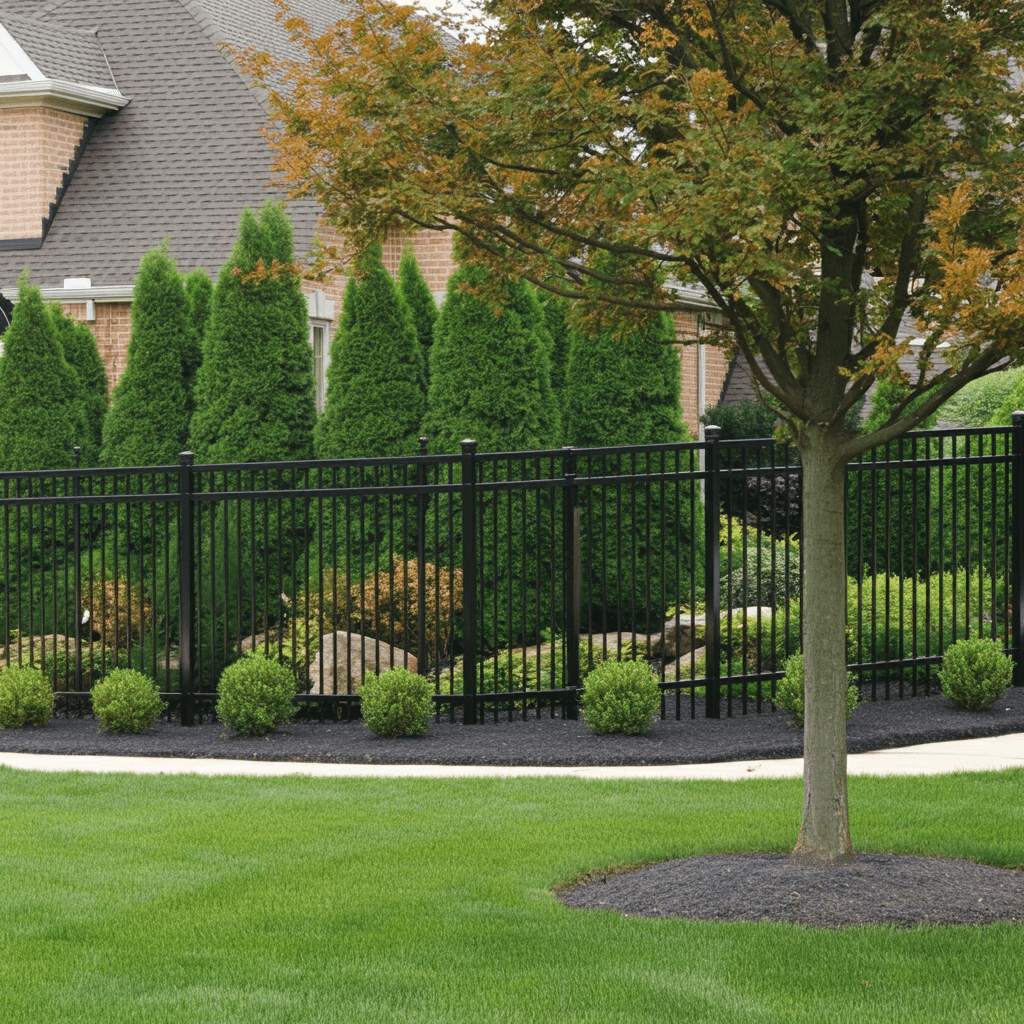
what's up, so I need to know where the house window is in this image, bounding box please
[310,321,328,414]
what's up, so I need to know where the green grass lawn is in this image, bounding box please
[1,765,1022,1024]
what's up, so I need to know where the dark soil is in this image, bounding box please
[5,685,1023,930]
[2,683,1022,767]
[558,853,1024,929]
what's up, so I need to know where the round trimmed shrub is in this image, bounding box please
[580,660,661,735]
[92,669,163,734]
[0,666,54,728]
[216,652,298,736]
[773,653,863,727]
[937,637,1013,711]
[360,667,433,737]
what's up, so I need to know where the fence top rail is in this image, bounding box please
[569,439,703,459]
[0,424,1014,489]
[848,450,1011,473]
[0,463,180,483]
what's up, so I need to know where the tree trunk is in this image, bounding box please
[791,426,855,864]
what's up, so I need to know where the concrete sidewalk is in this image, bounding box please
[2,732,1022,781]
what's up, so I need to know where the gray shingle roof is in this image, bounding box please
[0,0,349,291]
[2,12,117,91]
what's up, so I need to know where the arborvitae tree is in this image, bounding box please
[310,247,428,583]
[564,308,704,632]
[187,202,316,676]
[507,279,561,447]
[538,290,572,418]
[423,262,554,648]
[190,201,315,464]
[0,275,84,636]
[182,267,212,418]
[49,307,108,468]
[397,243,438,363]
[424,262,545,453]
[0,275,82,472]
[315,245,425,459]
[102,245,192,468]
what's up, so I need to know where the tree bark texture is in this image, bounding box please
[792,427,854,864]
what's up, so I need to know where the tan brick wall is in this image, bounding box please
[381,227,457,295]
[0,106,89,240]
[313,219,457,311]
[673,310,732,437]
[58,301,131,392]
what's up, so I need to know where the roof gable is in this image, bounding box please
[0,0,346,290]
[1,13,118,93]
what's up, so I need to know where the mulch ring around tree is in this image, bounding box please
[557,852,1024,928]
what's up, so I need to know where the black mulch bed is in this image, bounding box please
[558,853,1024,929]
[3,683,1023,767]
[5,685,1024,930]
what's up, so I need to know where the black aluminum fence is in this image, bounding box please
[2,416,1023,725]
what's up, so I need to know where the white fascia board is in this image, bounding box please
[666,281,722,312]
[38,284,133,303]
[0,78,128,117]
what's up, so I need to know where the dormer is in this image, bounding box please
[0,16,129,249]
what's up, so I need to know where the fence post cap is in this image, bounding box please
[1012,411,1024,425]
[705,425,723,440]
[459,438,477,452]
[178,451,195,465]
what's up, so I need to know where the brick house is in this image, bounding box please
[0,0,726,435]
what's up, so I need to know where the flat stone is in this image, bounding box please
[656,607,773,658]
[308,631,418,695]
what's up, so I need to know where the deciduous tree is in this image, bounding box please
[242,1,1024,863]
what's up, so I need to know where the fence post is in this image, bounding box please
[417,436,428,674]
[72,446,82,691]
[460,439,478,724]
[562,447,580,718]
[178,452,196,726]
[704,426,722,718]
[1013,413,1024,687]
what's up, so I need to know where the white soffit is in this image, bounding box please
[0,20,41,81]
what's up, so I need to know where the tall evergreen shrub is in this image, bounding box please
[188,202,317,677]
[398,244,438,365]
[315,245,425,460]
[98,246,195,657]
[539,291,572,418]
[422,262,554,647]
[0,275,84,635]
[190,202,315,464]
[312,246,427,580]
[49,308,108,468]
[103,245,192,467]
[424,263,546,453]
[182,267,212,418]
[0,276,83,472]
[564,307,704,632]
[507,280,561,447]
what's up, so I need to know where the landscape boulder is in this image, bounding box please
[655,607,774,659]
[308,631,418,694]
